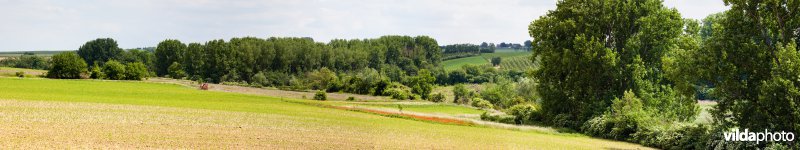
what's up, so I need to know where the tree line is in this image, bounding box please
[43,36,455,100]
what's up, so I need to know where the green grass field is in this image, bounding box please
[0,77,650,149]
[442,50,532,71]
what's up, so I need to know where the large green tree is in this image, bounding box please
[673,0,800,143]
[154,39,186,76]
[47,52,87,79]
[183,43,205,79]
[528,0,698,127]
[77,38,123,66]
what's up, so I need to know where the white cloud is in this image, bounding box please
[0,0,727,51]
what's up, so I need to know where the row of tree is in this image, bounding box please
[152,36,441,84]
[0,52,50,70]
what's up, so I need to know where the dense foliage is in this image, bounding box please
[47,52,87,79]
[77,38,124,66]
[155,39,186,76]
[667,0,800,148]
[528,0,698,129]
[124,62,149,80]
[102,60,126,80]
[172,36,440,85]
[0,53,50,70]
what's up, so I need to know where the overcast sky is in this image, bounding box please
[0,0,728,51]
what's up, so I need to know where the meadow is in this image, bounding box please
[0,77,651,149]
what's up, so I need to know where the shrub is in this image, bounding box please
[168,62,186,79]
[480,112,515,124]
[313,90,327,101]
[90,66,104,79]
[452,84,472,104]
[15,71,25,78]
[47,52,87,79]
[471,98,493,109]
[288,76,308,91]
[346,96,356,101]
[429,92,445,102]
[551,114,576,128]
[124,62,148,80]
[384,82,412,100]
[491,57,501,66]
[629,125,714,150]
[407,69,435,99]
[582,115,614,138]
[507,104,540,124]
[608,90,649,140]
[250,72,268,87]
[386,88,409,100]
[102,60,126,80]
[307,67,338,91]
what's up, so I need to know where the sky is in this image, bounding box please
[0,0,729,51]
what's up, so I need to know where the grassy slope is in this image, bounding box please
[0,77,649,149]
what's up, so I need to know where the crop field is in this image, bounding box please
[499,55,537,71]
[0,77,650,149]
[441,51,531,71]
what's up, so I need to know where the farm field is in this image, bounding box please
[0,77,651,149]
[499,56,537,71]
[441,49,532,71]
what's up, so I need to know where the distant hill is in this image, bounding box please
[0,50,74,57]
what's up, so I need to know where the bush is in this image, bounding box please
[629,125,714,150]
[452,84,473,104]
[580,91,719,150]
[288,76,308,91]
[491,57,501,66]
[124,62,149,80]
[15,71,24,78]
[582,115,614,138]
[346,96,356,101]
[90,66,104,79]
[102,60,126,80]
[429,92,445,102]
[551,114,576,128]
[47,52,87,79]
[407,69,435,99]
[313,90,327,101]
[471,98,493,109]
[507,104,540,124]
[250,72,268,87]
[384,82,412,100]
[307,67,338,91]
[168,62,186,79]
[480,112,515,124]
